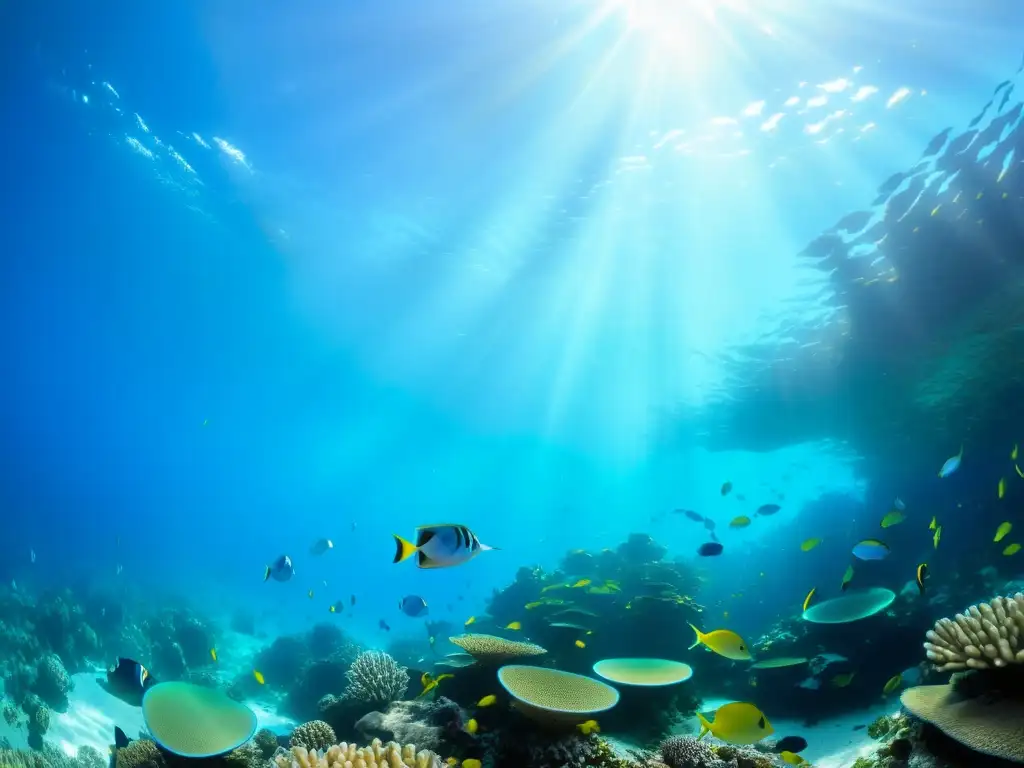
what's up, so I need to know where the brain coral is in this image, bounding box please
[274,738,441,768]
[290,720,337,752]
[449,634,547,663]
[343,651,409,705]
[923,592,1024,671]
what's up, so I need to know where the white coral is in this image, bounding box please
[924,592,1024,671]
[274,739,441,768]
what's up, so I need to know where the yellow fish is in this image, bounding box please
[999,478,1007,499]
[505,621,521,631]
[465,718,478,735]
[465,616,476,627]
[688,624,752,661]
[1012,443,1018,461]
[477,695,497,707]
[841,565,854,592]
[253,669,265,685]
[462,761,482,768]
[929,516,937,531]
[802,587,816,613]
[525,601,543,610]
[883,674,902,695]
[831,672,856,688]
[1004,543,1022,556]
[577,719,600,735]
[880,510,905,528]
[446,759,457,767]
[541,584,566,593]
[210,648,218,663]
[779,752,806,765]
[697,702,774,745]
[800,538,822,552]
[995,522,1012,543]
[933,525,942,549]
[575,640,586,649]
[729,516,752,528]
[571,579,591,588]
[1017,464,1024,480]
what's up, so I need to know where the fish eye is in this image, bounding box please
[740,645,746,651]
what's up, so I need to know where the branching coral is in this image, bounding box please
[923,592,1024,671]
[274,739,440,768]
[342,652,409,705]
[658,736,721,768]
[290,721,337,752]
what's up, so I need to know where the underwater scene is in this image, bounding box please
[5,1,1024,767]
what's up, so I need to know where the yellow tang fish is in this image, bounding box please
[802,587,816,613]
[1013,443,1019,461]
[697,702,774,745]
[476,695,497,707]
[577,719,600,735]
[575,640,586,649]
[525,601,543,610]
[505,621,521,631]
[210,648,218,663]
[446,759,457,767]
[1004,543,1022,556]
[831,672,855,688]
[1017,463,1024,480]
[929,516,937,531]
[465,718,478,735]
[800,538,822,552]
[729,516,752,528]
[841,565,854,592]
[995,522,1012,543]
[883,674,902,695]
[463,761,482,768]
[780,752,807,765]
[880,510,905,528]
[253,669,265,685]
[571,579,591,588]
[933,525,942,550]
[465,616,476,627]
[688,624,752,661]
[998,478,1007,499]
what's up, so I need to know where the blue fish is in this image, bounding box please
[264,555,294,582]
[938,446,964,478]
[393,524,497,569]
[399,595,429,617]
[98,658,155,707]
[756,504,782,516]
[697,541,724,557]
[852,539,890,561]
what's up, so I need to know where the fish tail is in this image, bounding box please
[263,566,271,582]
[687,623,703,650]
[696,712,712,740]
[392,534,419,564]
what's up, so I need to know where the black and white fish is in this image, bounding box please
[98,658,156,707]
[264,555,294,582]
[393,524,497,569]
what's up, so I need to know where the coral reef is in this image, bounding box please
[290,721,338,753]
[354,698,463,756]
[114,739,167,768]
[254,728,282,758]
[274,739,441,768]
[342,652,410,706]
[35,654,73,710]
[660,735,720,768]
[923,592,1024,671]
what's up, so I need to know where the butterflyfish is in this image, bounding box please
[880,510,905,528]
[916,563,928,595]
[938,446,963,478]
[802,588,816,612]
[688,624,752,661]
[995,522,1012,543]
[697,702,774,745]
[1004,543,1022,556]
[575,639,586,648]
[393,524,498,569]
[264,555,294,582]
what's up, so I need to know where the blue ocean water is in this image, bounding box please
[3,2,1024,749]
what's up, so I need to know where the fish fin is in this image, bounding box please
[479,543,500,551]
[263,566,271,582]
[392,535,418,564]
[696,712,712,740]
[114,727,131,749]
[687,623,703,650]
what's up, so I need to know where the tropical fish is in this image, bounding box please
[704,518,717,531]
[929,516,937,531]
[938,446,963,478]
[476,695,496,707]
[730,516,752,528]
[465,616,476,627]
[393,524,497,569]
[110,725,133,767]
[841,564,854,592]
[418,672,454,697]
[697,542,724,557]
[399,595,429,618]
[570,579,591,588]
[880,510,905,528]
[697,702,774,745]
[575,640,586,648]
[998,478,1007,499]
[379,619,391,632]
[995,522,1013,543]
[210,648,217,663]
[800,538,822,552]
[1004,543,1021,556]
[98,658,155,706]
[831,672,856,688]
[462,760,481,768]
[505,621,521,631]
[852,539,890,561]
[756,504,781,516]
[688,624,751,661]
[525,601,544,610]
[802,588,816,613]
[721,481,733,496]
[882,674,902,695]
[577,719,600,735]
[253,669,265,685]
[916,563,928,595]
[893,497,906,511]
[679,509,704,522]
[310,538,334,556]
[1013,443,1019,461]
[933,526,942,550]
[779,752,806,765]
[541,583,567,593]
[465,718,478,735]
[264,555,294,582]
